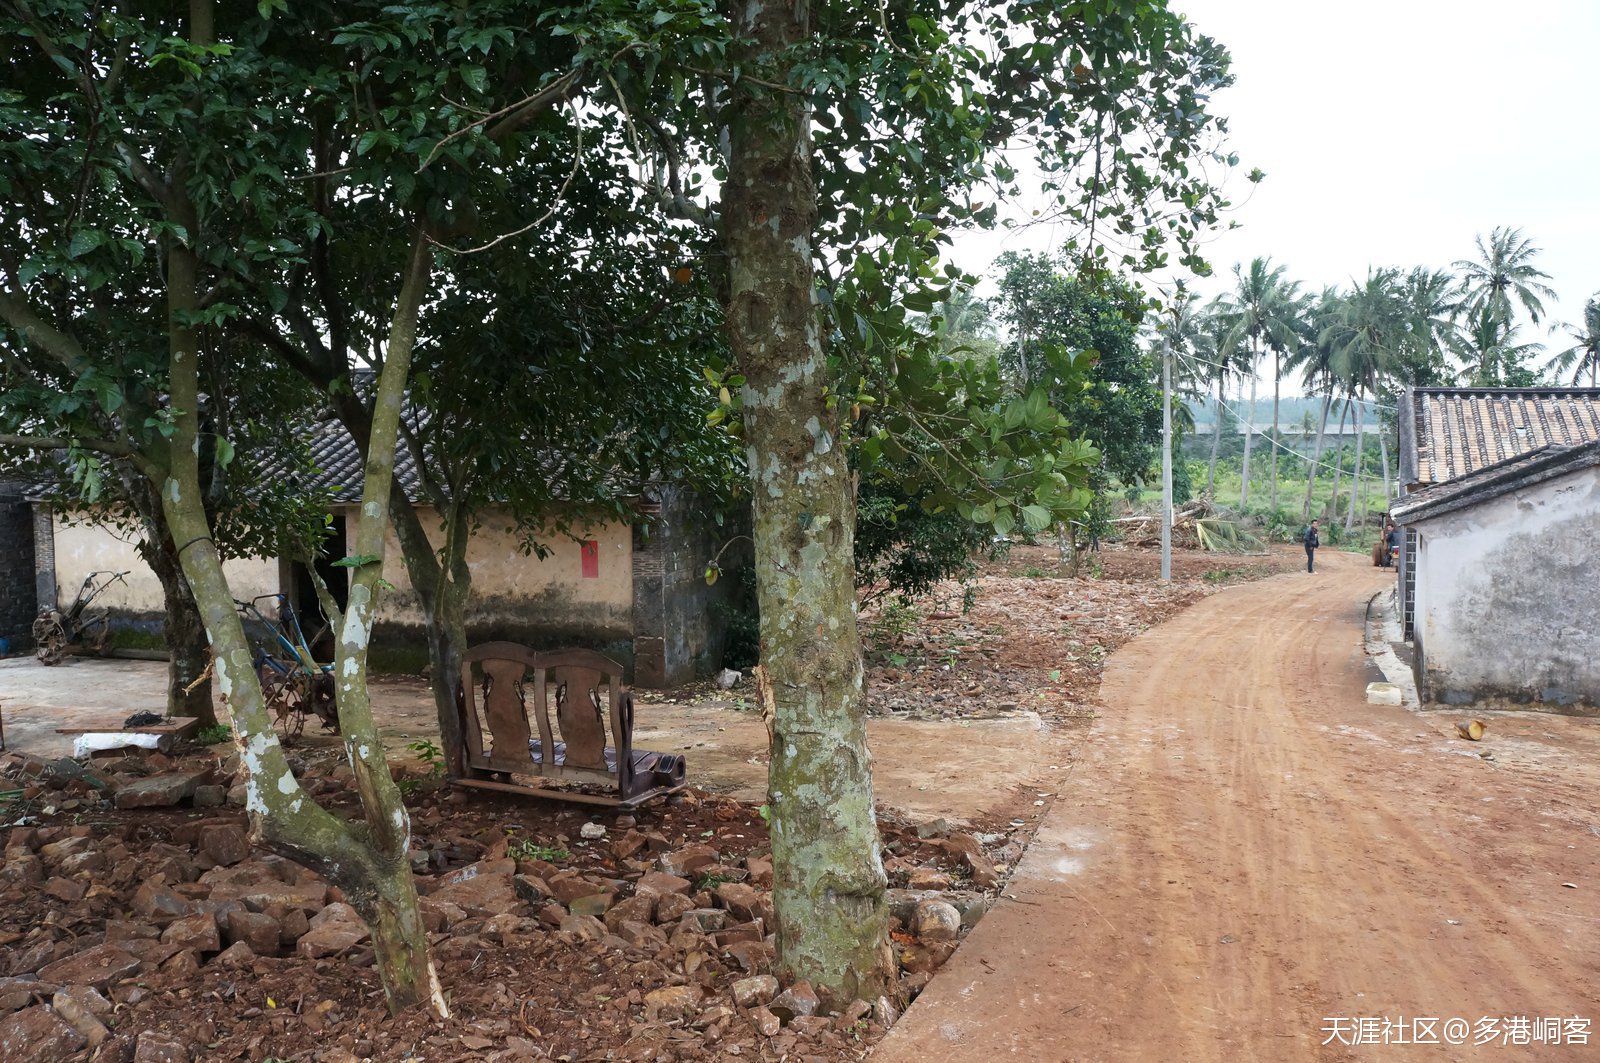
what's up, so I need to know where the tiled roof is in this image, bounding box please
[281,409,429,504]
[1391,440,1600,525]
[1405,388,1600,486]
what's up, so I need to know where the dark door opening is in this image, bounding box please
[292,516,348,661]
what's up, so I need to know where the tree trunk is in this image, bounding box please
[1327,400,1349,521]
[1206,375,1224,495]
[1301,393,1331,522]
[1268,348,1281,513]
[1377,413,1393,508]
[1239,346,1258,510]
[1345,397,1367,533]
[722,0,892,1003]
[159,182,445,1015]
[141,526,216,726]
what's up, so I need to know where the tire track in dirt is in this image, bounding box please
[874,550,1600,1062]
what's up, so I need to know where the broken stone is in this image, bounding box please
[743,855,773,889]
[915,818,950,839]
[655,892,696,924]
[132,1028,188,1062]
[221,911,280,955]
[428,869,518,918]
[750,1006,781,1037]
[636,871,692,898]
[38,944,139,991]
[295,923,367,959]
[899,940,957,974]
[657,845,718,878]
[0,1004,86,1061]
[767,981,819,1022]
[50,989,109,1049]
[602,894,654,930]
[557,914,607,944]
[912,899,962,942]
[643,984,700,1022]
[42,878,86,904]
[730,975,779,1009]
[511,874,552,905]
[213,941,255,967]
[112,771,209,810]
[0,976,50,1013]
[192,785,226,808]
[197,825,250,868]
[579,822,607,840]
[711,882,763,922]
[905,867,952,891]
[160,913,221,954]
[567,893,614,919]
[615,920,668,951]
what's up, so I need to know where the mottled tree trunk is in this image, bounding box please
[159,173,445,1014]
[1377,414,1392,507]
[721,0,892,1004]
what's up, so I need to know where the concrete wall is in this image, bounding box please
[367,506,636,673]
[0,483,37,652]
[1411,465,1600,712]
[631,485,742,687]
[46,510,279,647]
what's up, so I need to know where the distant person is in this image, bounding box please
[1384,521,1400,568]
[1303,519,1320,573]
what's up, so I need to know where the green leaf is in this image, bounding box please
[332,553,381,568]
[1021,504,1052,532]
[991,508,1016,537]
[355,130,382,156]
[215,437,235,468]
[459,64,488,95]
[67,230,105,259]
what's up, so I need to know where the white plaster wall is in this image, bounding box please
[1412,466,1600,709]
[49,513,280,614]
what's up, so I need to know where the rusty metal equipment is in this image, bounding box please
[452,644,686,810]
[32,570,129,664]
[235,595,337,738]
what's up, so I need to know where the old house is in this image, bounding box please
[28,417,739,687]
[1393,387,1600,711]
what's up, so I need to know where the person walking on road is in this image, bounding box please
[1304,519,1320,573]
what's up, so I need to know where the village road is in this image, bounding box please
[874,548,1600,1062]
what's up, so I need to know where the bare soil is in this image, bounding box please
[873,549,1600,1062]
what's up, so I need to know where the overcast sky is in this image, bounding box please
[953,0,1600,353]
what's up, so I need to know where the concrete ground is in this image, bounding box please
[0,654,1064,826]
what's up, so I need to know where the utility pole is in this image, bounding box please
[1161,331,1173,582]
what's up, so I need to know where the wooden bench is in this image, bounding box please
[451,643,686,810]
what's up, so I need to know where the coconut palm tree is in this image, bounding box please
[1218,258,1301,511]
[1395,266,1461,386]
[1453,226,1558,329]
[1323,269,1406,526]
[1547,296,1600,386]
[1448,304,1544,387]
[1288,287,1343,521]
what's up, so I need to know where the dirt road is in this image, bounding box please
[875,549,1600,1061]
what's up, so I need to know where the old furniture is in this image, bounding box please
[452,644,686,809]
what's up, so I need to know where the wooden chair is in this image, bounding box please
[451,643,687,809]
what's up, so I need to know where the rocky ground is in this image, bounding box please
[859,544,1293,720]
[0,745,1018,1063]
[0,545,1295,1062]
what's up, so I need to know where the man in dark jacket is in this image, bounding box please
[1304,519,1320,573]
[1383,521,1400,567]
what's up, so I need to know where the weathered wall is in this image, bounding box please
[46,511,279,648]
[1411,466,1600,712]
[367,506,636,673]
[0,483,37,651]
[631,486,741,687]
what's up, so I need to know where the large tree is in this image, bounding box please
[1453,225,1558,330]
[1547,295,1600,386]
[1218,257,1299,511]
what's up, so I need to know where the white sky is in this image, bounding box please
[952,0,1600,349]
